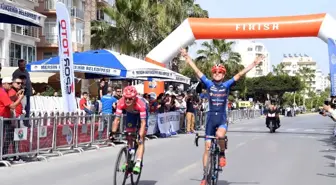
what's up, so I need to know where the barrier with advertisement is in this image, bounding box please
[0,109,261,167]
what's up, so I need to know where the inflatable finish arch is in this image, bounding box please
[144,13,336,95]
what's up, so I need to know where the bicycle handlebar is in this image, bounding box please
[194,133,226,147]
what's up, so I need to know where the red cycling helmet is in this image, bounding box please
[123,86,137,98]
[211,64,226,74]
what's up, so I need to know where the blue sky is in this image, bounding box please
[188,0,336,74]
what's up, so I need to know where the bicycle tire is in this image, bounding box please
[204,150,213,185]
[113,146,128,185]
[212,151,219,185]
[130,160,143,185]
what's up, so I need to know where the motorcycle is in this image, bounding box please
[267,113,277,133]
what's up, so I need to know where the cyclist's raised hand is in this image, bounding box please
[254,55,265,65]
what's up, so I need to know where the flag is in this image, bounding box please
[56,2,77,112]
[327,38,336,96]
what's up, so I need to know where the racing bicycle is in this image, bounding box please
[112,132,143,185]
[195,133,228,185]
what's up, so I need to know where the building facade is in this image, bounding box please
[280,54,330,93]
[233,40,270,78]
[0,0,43,67]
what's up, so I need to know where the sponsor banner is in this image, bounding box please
[157,112,181,137]
[39,126,48,138]
[327,38,336,96]
[30,64,121,76]
[56,2,77,112]
[0,2,45,27]
[147,114,158,135]
[14,127,28,141]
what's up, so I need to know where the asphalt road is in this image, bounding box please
[0,113,335,185]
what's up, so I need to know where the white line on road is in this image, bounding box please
[304,129,315,132]
[176,162,199,175]
[286,128,298,132]
[230,127,244,130]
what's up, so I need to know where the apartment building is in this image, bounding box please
[0,0,45,67]
[281,54,330,93]
[233,40,270,78]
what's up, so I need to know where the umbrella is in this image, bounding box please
[26,49,190,84]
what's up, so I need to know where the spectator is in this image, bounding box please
[186,93,196,134]
[114,87,122,100]
[101,87,117,115]
[176,93,186,129]
[166,85,174,95]
[8,77,24,119]
[12,59,31,121]
[98,79,108,100]
[169,95,177,111]
[0,77,24,159]
[80,92,94,115]
[100,87,117,137]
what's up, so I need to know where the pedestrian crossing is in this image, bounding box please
[228,127,333,134]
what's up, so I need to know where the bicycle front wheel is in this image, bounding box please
[204,150,213,185]
[211,153,219,185]
[113,146,128,185]
[130,160,143,185]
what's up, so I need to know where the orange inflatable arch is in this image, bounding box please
[144,13,336,96]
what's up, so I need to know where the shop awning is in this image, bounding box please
[0,1,46,27]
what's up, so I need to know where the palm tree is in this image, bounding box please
[272,63,286,76]
[91,0,208,59]
[192,39,241,77]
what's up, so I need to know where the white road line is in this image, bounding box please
[250,128,261,131]
[286,128,298,132]
[229,127,244,130]
[176,162,199,175]
[304,129,315,132]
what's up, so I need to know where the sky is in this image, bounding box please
[187,0,336,75]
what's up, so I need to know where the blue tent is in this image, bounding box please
[26,49,190,84]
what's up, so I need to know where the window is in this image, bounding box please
[43,20,57,43]
[9,43,36,66]
[247,47,253,51]
[11,25,39,38]
[76,29,84,44]
[255,45,263,52]
[43,52,58,59]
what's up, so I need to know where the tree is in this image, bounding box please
[272,63,286,76]
[244,74,304,103]
[91,0,208,58]
[180,39,244,88]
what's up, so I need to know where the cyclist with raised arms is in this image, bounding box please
[180,48,263,185]
[110,85,148,174]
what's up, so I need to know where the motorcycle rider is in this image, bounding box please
[265,102,280,128]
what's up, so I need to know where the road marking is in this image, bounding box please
[176,162,199,175]
[304,129,315,132]
[250,128,261,131]
[286,128,298,132]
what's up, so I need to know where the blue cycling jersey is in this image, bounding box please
[200,75,235,138]
[200,75,235,114]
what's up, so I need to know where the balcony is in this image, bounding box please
[11,25,39,39]
[44,0,56,11]
[71,7,84,20]
[37,33,58,48]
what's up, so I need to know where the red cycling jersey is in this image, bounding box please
[115,96,147,119]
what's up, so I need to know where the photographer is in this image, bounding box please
[320,99,336,136]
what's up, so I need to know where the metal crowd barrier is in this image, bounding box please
[0,109,261,167]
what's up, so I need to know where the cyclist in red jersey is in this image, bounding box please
[111,86,148,174]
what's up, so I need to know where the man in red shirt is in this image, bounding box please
[8,77,24,118]
[0,77,24,158]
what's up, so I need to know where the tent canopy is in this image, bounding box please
[0,1,46,27]
[26,49,190,84]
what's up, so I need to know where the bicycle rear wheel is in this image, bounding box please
[113,146,128,185]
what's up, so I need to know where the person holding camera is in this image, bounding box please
[320,99,336,136]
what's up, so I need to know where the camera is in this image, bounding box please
[324,96,336,109]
